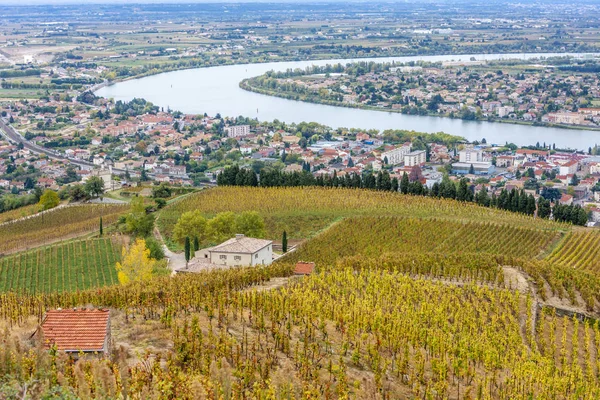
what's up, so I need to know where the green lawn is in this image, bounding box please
[0,238,122,294]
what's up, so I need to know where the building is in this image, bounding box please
[37,309,111,356]
[497,106,515,118]
[559,160,578,176]
[198,234,273,267]
[459,149,483,163]
[404,150,426,167]
[225,125,250,138]
[381,143,411,165]
[452,161,494,175]
[294,261,315,275]
[543,112,585,125]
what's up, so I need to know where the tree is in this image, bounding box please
[456,178,471,202]
[69,184,88,201]
[468,164,475,175]
[475,187,490,207]
[282,231,288,253]
[172,210,207,244]
[38,189,60,211]
[537,196,551,219]
[193,237,200,252]
[125,196,155,238]
[569,174,580,186]
[152,183,172,198]
[541,187,562,202]
[99,217,103,236]
[184,236,191,265]
[85,176,105,198]
[234,211,266,238]
[115,238,157,285]
[207,212,236,243]
[400,172,409,194]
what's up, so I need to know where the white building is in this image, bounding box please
[225,125,250,138]
[404,150,426,167]
[195,234,273,268]
[381,143,412,165]
[459,149,483,163]
[559,160,578,176]
[497,106,515,118]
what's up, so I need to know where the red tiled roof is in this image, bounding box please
[41,309,110,352]
[294,262,315,275]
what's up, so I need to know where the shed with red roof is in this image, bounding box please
[38,308,111,356]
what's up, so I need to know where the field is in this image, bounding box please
[158,186,566,245]
[0,237,122,294]
[545,230,600,273]
[0,203,43,224]
[0,204,128,254]
[2,186,600,398]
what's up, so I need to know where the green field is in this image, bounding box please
[0,237,122,294]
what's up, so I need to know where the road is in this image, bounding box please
[0,117,198,180]
[0,117,99,170]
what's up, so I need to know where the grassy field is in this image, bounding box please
[0,237,121,294]
[0,204,128,254]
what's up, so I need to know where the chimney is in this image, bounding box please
[235,234,245,239]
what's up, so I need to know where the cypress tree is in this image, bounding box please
[400,172,409,194]
[282,231,288,253]
[193,236,199,252]
[184,236,191,265]
[99,217,103,236]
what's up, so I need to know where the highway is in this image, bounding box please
[0,117,99,170]
[0,118,194,180]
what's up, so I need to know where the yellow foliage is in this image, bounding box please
[115,238,156,285]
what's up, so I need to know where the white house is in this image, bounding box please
[559,160,578,176]
[181,235,273,273]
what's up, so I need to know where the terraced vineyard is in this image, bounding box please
[545,230,600,272]
[2,186,600,398]
[158,186,567,242]
[0,204,128,254]
[281,216,563,267]
[0,237,122,294]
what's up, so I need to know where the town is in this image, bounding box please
[1,93,600,225]
[242,57,600,128]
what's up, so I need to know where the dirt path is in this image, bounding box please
[243,276,292,292]
[153,227,186,273]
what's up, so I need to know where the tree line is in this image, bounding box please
[217,165,589,226]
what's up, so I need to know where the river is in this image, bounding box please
[96,53,600,149]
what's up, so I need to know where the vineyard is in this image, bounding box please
[545,230,600,273]
[158,186,567,242]
[280,216,562,267]
[1,265,600,398]
[2,186,600,398]
[0,237,122,294]
[0,204,128,254]
[0,203,42,224]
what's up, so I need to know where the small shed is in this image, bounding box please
[294,261,315,275]
[39,308,111,356]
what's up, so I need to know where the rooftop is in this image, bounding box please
[40,309,110,352]
[209,234,272,254]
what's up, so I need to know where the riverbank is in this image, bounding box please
[239,79,600,134]
[96,52,600,149]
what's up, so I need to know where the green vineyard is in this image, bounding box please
[0,237,122,294]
